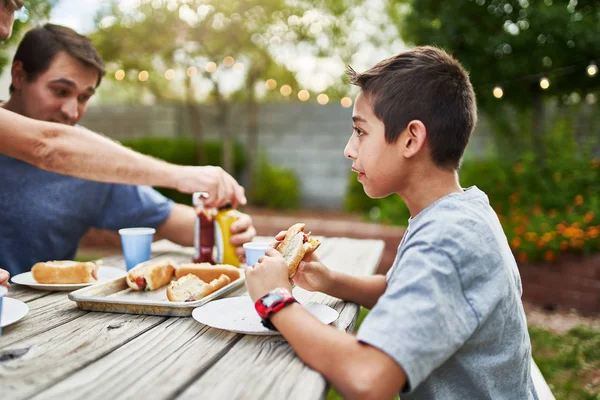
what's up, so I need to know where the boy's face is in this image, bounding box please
[11,51,98,126]
[344,91,406,198]
[0,1,23,40]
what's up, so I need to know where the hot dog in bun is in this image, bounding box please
[275,223,321,278]
[126,258,176,291]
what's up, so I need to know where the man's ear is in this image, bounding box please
[401,120,427,159]
[11,61,27,90]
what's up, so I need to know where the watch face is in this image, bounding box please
[262,292,281,308]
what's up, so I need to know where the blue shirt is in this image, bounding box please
[0,154,173,276]
[357,187,538,399]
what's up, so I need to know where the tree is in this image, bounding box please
[393,0,600,155]
[0,0,56,73]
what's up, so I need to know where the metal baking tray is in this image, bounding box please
[68,272,246,317]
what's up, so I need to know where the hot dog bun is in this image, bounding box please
[126,258,175,291]
[166,273,231,302]
[275,223,321,278]
[176,263,241,282]
[31,260,99,284]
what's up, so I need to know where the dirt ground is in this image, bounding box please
[524,301,600,334]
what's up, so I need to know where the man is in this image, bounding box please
[0,0,244,207]
[0,24,256,278]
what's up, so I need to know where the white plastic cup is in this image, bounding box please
[0,286,7,336]
[118,227,156,271]
[243,242,271,267]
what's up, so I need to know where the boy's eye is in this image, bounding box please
[353,127,364,137]
[53,88,69,97]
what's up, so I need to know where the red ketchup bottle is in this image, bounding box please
[192,192,216,264]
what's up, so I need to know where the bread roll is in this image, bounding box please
[275,223,321,278]
[176,263,241,282]
[166,273,231,302]
[31,260,99,284]
[126,258,175,291]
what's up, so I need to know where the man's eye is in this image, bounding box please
[53,89,68,97]
[353,127,364,137]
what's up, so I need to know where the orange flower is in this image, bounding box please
[587,227,599,239]
[584,211,594,224]
[556,223,566,233]
[575,195,584,206]
[544,251,555,262]
[511,237,522,249]
[533,205,541,216]
[513,162,523,174]
[515,225,526,235]
[525,232,537,242]
[560,241,569,251]
[509,193,520,204]
[592,158,599,168]
[536,239,545,249]
[549,209,557,218]
[518,252,528,263]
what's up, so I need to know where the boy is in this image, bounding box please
[245,46,538,399]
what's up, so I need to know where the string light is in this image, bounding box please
[493,86,504,99]
[587,62,598,77]
[298,90,310,101]
[223,56,235,67]
[206,62,217,73]
[187,66,198,77]
[317,93,329,105]
[138,71,149,81]
[280,84,292,96]
[265,79,277,90]
[233,63,244,72]
[539,77,550,89]
[164,69,175,80]
[341,97,353,108]
[115,69,125,81]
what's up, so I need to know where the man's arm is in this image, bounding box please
[0,108,245,207]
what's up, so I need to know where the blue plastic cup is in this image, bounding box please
[0,285,7,336]
[243,242,271,268]
[118,227,156,271]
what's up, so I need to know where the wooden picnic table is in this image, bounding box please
[0,237,384,400]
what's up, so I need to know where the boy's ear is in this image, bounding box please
[400,120,427,159]
[11,61,26,91]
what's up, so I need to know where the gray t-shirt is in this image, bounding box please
[357,187,538,399]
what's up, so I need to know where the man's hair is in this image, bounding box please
[9,23,105,93]
[347,46,477,170]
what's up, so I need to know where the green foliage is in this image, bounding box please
[395,0,600,110]
[0,0,57,74]
[121,137,247,204]
[529,326,600,399]
[249,159,301,210]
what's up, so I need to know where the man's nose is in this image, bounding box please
[60,98,79,122]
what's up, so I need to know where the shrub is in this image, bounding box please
[249,159,301,210]
[121,137,247,205]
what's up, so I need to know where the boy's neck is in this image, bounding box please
[2,96,22,115]
[400,168,463,218]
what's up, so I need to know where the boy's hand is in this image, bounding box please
[0,268,10,288]
[245,248,292,303]
[292,253,331,293]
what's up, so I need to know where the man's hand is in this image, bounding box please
[245,248,292,303]
[174,166,247,208]
[0,268,10,288]
[229,212,256,261]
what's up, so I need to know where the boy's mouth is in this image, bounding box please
[352,167,365,180]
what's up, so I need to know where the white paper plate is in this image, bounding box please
[192,296,339,336]
[11,266,127,291]
[1,297,29,328]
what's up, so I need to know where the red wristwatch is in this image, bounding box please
[255,288,297,331]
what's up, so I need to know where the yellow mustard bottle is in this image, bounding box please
[214,205,241,267]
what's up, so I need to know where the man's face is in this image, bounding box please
[12,51,98,125]
[344,91,407,199]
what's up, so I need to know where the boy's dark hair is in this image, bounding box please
[347,46,477,170]
[3,0,24,11]
[10,23,105,93]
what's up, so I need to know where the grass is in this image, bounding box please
[327,308,600,400]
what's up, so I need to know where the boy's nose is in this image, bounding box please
[344,135,357,160]
[61,99,79,122]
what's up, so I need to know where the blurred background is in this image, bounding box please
[1,1,599,397]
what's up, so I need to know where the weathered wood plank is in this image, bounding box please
[0,313,166,400]
[177,238,384,400]
[0,293,87,348]
[6,285,53,303]
[30,318,241,400]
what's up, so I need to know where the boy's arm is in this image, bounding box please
[0,108,245,207]
[271,303,406,400]
[322,270,387,309]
